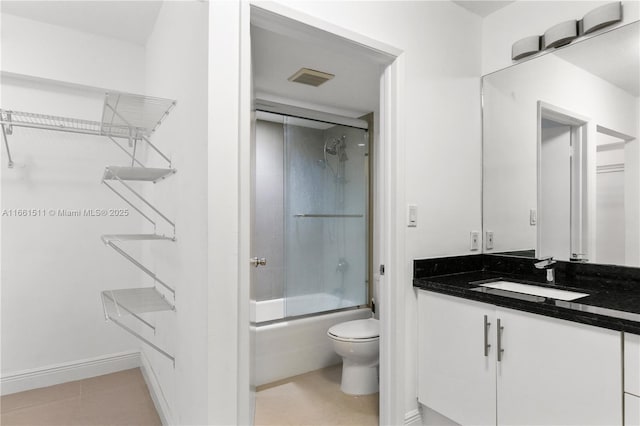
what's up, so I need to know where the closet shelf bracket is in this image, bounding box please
[102,166,176,237]
[1,118,14,168]
[101,234,176,296]
[101,288,175,364]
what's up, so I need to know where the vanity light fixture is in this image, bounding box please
[511,1,623,62]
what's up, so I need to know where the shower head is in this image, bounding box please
[324,136,348,161]
[325,144,338,156]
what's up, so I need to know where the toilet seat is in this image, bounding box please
[328,318,379,342]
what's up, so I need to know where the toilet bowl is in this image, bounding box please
[327,318,379,395]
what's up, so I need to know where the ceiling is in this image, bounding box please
[252,25,382,117]
[556,23,640,97]
[1,1,162,45]
[452,1,515,17]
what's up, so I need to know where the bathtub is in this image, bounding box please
[253,294,371,386]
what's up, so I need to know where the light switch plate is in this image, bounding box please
[408,204,417,227]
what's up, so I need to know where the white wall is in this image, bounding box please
[142,2,209,424]
[482,0,640,75]
[0,14,145,388]
[1,13,145,93]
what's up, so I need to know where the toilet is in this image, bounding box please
[327,318,380,395]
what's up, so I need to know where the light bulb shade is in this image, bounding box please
[582,2,622,35]
[512,35,541,61]
[543,20,579,49]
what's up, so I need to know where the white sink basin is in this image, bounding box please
[478,281,589,301]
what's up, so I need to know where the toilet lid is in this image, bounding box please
[328,318,379,339]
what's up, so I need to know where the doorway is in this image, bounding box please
[537,102,589,261]
[242,4,403,425]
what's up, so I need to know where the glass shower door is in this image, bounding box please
[284,117,369,317]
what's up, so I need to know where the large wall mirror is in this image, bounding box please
[483,21,640,266]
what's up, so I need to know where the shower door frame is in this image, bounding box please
[238,3,406,426]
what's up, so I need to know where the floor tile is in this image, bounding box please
[1,381,81,413]
[80,368,145,396]
[1,397,82,426]
[0,368,161,426]
[255,365,379,426]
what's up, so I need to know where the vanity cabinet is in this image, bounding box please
[625,334,640,425]
[627,394,640,426]
[418,292,497,426]
[418,291,622,426]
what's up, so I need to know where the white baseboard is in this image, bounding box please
[0,351,141,396]
[140,351,173,426]
[405,408,423,425]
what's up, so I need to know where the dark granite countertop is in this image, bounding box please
[413,255,640,335]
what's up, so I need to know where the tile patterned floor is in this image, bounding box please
[1,368,161,426]
[255,365,379,425]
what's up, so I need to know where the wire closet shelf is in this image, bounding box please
[0,92,176,168]
[1,91,178,364]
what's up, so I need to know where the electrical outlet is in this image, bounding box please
[486,231,494,250]
[470,231,480,251]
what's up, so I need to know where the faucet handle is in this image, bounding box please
[534,256,556,269]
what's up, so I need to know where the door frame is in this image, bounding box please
[239,2,406,424]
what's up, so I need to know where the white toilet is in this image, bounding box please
[327,318,380,395]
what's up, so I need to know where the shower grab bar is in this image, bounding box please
[294,214,364,218]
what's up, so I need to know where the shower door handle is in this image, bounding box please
[250,257,267,267]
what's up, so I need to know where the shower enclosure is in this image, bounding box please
[254,114,369,321]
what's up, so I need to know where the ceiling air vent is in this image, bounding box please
[288,68,334,87]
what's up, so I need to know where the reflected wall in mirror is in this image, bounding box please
[483,22,640,266]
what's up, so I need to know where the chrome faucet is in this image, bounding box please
[534,256,557,284]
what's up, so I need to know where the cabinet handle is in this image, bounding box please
[483,315,491,357]
[497,318,505,362]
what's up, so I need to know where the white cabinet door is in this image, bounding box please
[418,292,496,426]
[625,334,640,396]
[626,394,640,426]
[496,307,622,426]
